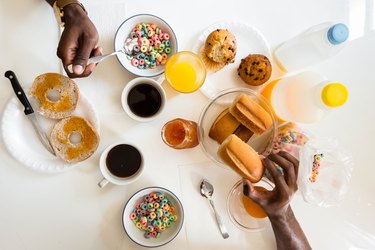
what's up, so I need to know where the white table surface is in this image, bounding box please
[1,0,375,249]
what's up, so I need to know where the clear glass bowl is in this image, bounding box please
[227,178,274,232]
[198,88,277,169]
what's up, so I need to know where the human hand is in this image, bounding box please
[243,151,299,219]
[57,4,101,78]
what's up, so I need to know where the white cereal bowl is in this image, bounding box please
[122,187,184,248]
[114,14,178,78]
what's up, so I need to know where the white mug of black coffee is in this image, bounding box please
[98,142,144,188]
[121,77,166,122]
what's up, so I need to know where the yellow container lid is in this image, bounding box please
[321,83,348,107]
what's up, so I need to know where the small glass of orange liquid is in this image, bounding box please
[165,51,206,93]
[242,186,268,218]
[227,178,274,231]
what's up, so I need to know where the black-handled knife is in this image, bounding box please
[5,71,34,115]
[4,70,56,156]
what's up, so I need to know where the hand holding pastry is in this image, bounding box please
[243,151,311,250]
[243,151,299,217]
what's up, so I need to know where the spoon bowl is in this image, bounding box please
[200,179,214,198]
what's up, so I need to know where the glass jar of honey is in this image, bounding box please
[161,118,199,149]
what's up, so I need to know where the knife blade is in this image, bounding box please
[4,70,56,156]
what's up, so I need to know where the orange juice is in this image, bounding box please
[165,51,206,93]
[260,79,285,122]
[242,186,267,218]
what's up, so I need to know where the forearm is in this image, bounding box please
[269,206,312,250]
[45,0,55,7]
[44,0,87,23]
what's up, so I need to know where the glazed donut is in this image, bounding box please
[30,73,79,119]
[50,116,99,163]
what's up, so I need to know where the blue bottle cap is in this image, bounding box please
[327,23,349,45]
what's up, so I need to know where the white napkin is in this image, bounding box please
[86,1,128,46]
[178,161,276,250]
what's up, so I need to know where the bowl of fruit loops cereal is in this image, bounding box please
[122,186,184,247]
[114,14,178,78]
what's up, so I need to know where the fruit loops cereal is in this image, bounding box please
[273,122,309,155]
[129,192,178,239]
[124,22,172,69]
[309,153,324,183]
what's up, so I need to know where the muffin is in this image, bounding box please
[237,54,272,86]
[201,29,237,72]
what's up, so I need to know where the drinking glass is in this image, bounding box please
[165,51,206,93]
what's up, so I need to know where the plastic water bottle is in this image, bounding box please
[261,71,348,123]
[273,23,349,72]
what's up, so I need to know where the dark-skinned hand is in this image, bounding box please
[243,151,299,218]
[57,4,101,78]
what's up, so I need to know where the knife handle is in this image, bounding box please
[4,70,34,115]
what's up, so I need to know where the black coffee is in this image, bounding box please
[127,83,162,118]
[106,144,142,178]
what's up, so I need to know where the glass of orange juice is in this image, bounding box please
[227,178,274,232]
[165,51,206,93]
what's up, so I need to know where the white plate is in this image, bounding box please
[192,22,271,99]
[1,93,100,173]
[114,14,178,78]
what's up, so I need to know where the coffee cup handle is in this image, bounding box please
[98,178,109,188]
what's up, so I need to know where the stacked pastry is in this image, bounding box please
[209,94,273,182]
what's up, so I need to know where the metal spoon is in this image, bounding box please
[67,37,146,73]
[67,50,125,73]
[200,179,229,239]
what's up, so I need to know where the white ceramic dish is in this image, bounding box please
[1,93,100,173]
[114,14,178,78]
[122,186,184,248]
[192,22,271,99]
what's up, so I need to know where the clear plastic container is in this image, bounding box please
[261,71,348,123]
[297,137,353,207]
[273,22,349,72]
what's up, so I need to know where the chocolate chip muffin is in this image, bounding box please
[201,29,237,72]
[237,54,272,86]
